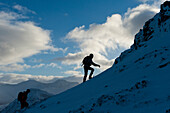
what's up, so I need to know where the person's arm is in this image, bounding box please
[91,61,100,67]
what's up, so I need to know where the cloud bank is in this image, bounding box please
[0,73,82,84]
[0,63,61,72]
[0,64,30,72]
[56,1,162,72]
[0,11,52,65]
[0,73,62,84]
[0,9,67,72]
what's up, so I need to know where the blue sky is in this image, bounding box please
[0,0,165,83]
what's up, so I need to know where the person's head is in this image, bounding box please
[26,89,30,93]
[89,53,94,59]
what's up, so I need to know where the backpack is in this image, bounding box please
[18,92,23,101]
[82,56,90,65]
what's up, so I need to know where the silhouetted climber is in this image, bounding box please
[82,53,100,82]
[18,89,30,109]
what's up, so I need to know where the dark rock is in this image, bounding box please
[159,62,170,68]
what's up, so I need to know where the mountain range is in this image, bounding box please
[0,79,78,111]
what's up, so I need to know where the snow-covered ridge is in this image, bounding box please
[1,89,52,113]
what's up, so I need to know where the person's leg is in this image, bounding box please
[83,67,88,82]
[20,101,24,109]
[22,100,28,109]
[88,67,94,79]
[25,102,29,108]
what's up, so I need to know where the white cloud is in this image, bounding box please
[31,63,62,69]
[138,0,165,4]
[30,58,43,63]
[55,52,86,65]
[0,73,62,84]
[0,11,62,66]
[13,4,36,14]
[47,63,62,69]
[0,63,62,72]
[0,73,82,84]
[0,11,23,21]
[64,70,82,76]
[67,14,132,53]
[50,47,68,53]
[123,4,159,35]
[138,0,154,3]
[56,1,161,71]
[0,64,31,72]
[32,64,45,68]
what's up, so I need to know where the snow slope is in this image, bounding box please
[1,88,52,113]
[10,1,170,113]
[0,79,78,111]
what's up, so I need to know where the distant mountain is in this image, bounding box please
[19,1,170,113]
[0,79,78,111]
[46,76,83,83]
[62,76,83,83]
[1,88,52,113]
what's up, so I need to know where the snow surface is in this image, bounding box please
[3,1,170,113]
